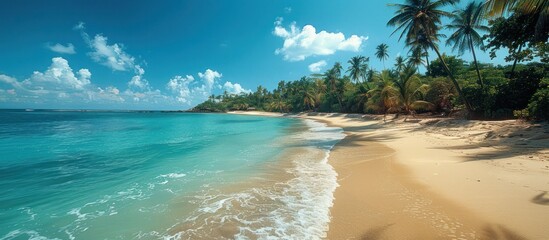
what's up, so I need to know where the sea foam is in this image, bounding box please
[166,119,345,240]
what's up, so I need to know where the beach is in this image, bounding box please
[231,111,549,239]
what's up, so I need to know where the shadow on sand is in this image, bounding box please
[531,191,549,205]
[480,224,528,240]
[359,224,394,240]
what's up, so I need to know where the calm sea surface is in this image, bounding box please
[0,110,344,239]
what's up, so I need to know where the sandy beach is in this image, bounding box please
[231,111,549,239]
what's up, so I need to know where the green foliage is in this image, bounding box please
[461,85,497,114]
[528,88,549,120]
[483,13,548,67]
[428,54,466,77]
[494,65,545,110]
[513,109,529,119]
[425,78,457,113]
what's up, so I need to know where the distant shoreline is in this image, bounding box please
[230,110,549,239]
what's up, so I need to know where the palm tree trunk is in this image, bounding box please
[336,94,343,112]
[510,43,523,76]
[469,35,484,89]
[424,46,430,75]
[429,41,473,113]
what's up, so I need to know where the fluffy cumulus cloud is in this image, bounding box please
[0,57,98,104]
[223,81,251,95]
[167,69,249,106]
[308,60,327,72]
[167,75,195,104]
[197,69,221,89]
[167,69,222,105]
[0,22,250,109]
[273,18,368,61]
[0,57,173,108]
[76,22,153,101]
[47,43,76,54]
[26,57,91,90]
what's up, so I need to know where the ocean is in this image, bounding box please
[0,110,344,240]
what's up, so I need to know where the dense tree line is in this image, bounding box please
[194,0,548,120]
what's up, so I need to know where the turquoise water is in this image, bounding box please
[0,110,344,240]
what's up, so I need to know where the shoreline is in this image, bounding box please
[230,111,549,239]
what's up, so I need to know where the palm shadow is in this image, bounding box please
[531,191,549,205]
[480,224,528,240]
[360,223,394,240]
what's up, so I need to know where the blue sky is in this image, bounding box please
[0,0,507,110]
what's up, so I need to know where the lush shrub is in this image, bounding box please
[425,78,456,113]
[494,66,544,110]
[527,87,549,121]
[513,109,529,119]
[461,85,496,111]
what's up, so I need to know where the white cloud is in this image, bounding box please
[76,24,151,93]
[47,43,76,54]
[73,22,85,30]
[308,60,327,72]
[87,34,136,71]
[284,7,292,13]
[166,69,248,105]
[76,22,138,72]
[166,69,222,105]
[273,18,368,61]
[197,69,221,89]
[167,75,195,104]
[26,57,91,90]
[0,57,176,107]
[223,81,251,95]
[0,74,19,86]
[128,75,149,89]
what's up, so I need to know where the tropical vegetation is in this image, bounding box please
[194,0,548,120]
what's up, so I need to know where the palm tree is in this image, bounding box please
[255,85,265,108]
[376,44,390,69]
[387,0,474,113]
[303,85,316,111]
[324,63,344,110]
[332,62,343,77]
[270,93,288,112]
[484,0,548,39]
[366,69,376,82]
[407,29,445,75]
[347,56,369,83]
[408,46,426,72]
[447,1,489,89]
[366,70,400,114]
[355,81,373,113]
[394,56,406,73]
[393,64,433,116]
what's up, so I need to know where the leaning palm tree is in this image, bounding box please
[347,55,369,83]
[447,1,489,89]
[484,0,548,39]
[387,0,474,112]
[376,44,390,69]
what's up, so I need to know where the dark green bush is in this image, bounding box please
[527,88,549,120]
[494,66,544,110]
